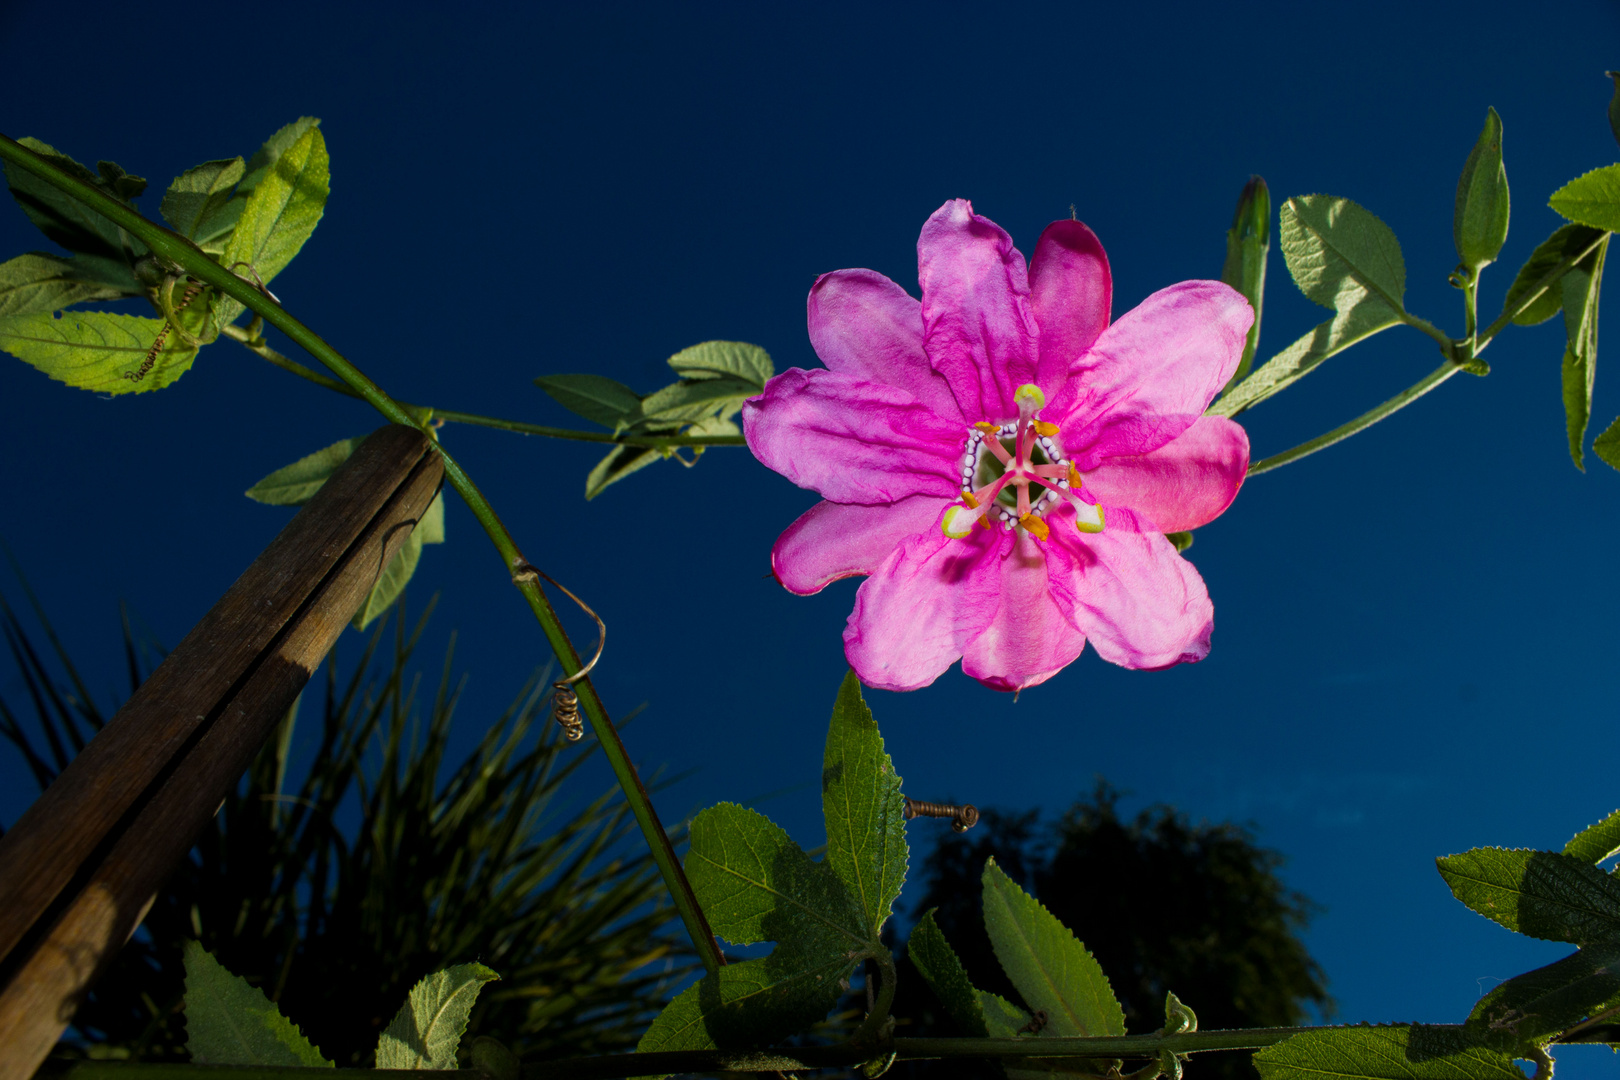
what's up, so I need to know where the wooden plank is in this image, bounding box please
[0,425,442,1078]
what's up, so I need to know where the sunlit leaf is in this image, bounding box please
[0,309,197,393]
[666,340,773,387]
[1254,1025,1522,1080]
[244,437,367,505]
[1565,809,1620,865]
[375,962,499,1068]
[194,117,321,248]
[161,157,246,240]
[215,125,329,330]
[182,940,332,1067]
[1595,415,1620,474]
[352,529,423,632]
[822,670,907,937]
[1436,847,1620,944]
[0,252,131,315]
[1280,194,1406,312]
[1549,164,1620,233]
[1559,234,1607,470]
[635,375,760,424]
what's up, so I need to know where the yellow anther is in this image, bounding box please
[974,421,1000,434]
[1033,420,1059,438]
[1018,514,1050,541]
[961,490,980,509]
[1068,462,1083,487]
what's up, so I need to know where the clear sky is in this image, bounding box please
[2,2,1619,1073]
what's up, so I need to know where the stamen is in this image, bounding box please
[1033,420,1059,437]
[973,421,1000,434]
[1068,462,1083,487]
[1019,514,1050,541]
[960,489,980,509]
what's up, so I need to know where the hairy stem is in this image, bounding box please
[220,325,748,449]
[1248,360,1461,476]
[0,131,725,978]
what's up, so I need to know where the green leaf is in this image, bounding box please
[635,375,761,424]
[1221,176,1270,392]
[1550,164,1620,232]
[3,139,147,268]
[417,491,446,544]
[182,940,332,1067]
[534,373,643,428]
[215,125,329,330]
[1594,415,1620,473]
[0,309,197,393]
[1208,293,1399,417]
[584,442,664,500]
[1165,531,1193,553]
[352,528,424,632]
[375,962,499,1069]
[1436,847,1620,944]
[193,118,320,248]
[1254,1025,1523,1080]
[0,252,131,315]
[1559,234,1607,469]
[981,858,1125,1038]
[1468,944,1620,1045]
[1565,809,1620,865]
[1280,194,1406,313]
[1501,223,1607,327]
[666,340,774,387]
[244,437,366,505]
[822,670,907,938]
[161,157,246,240]
[1454,108,1511,271]
[908,910,991,1037]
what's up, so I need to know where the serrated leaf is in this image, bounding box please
[182,940,332,1067]
[685,802,865,953]
[635,375,761,424]
[1220,176,1270,393]
[1469,944,1620,1045]
[0,252,131,315]
[1549,164,1620,233]
[909,910,991,1037]
[3,138,147,267]
[375,962,499,1069]
[822,670,907,938]
[1209,286,1400,417]
[1254,1025,1523,1080]
[1280,195,1406,313]
[193,118,321,248]
[666,340,774,387]
[214,126,328,330]
[1566,810,1620,865]
[161,158,246,240]
[0,309,197,393]
[534,373,643,428]
[244,437,366,505]
[1454,108,1511,271]
[1595,415,1620,473]
[1560,234,1607,470]
[982,858,1125,1038]
[1437,848,1620,944]
[352,528,424,632]
[1501,224,1606,327]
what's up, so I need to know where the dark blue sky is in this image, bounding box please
[3,1,1619,1069]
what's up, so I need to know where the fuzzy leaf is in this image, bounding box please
[194,118,320,248]
[908,910,991,1037]
[1565,810,1620,865]
[981,858,1125,1038]
[1220,176,1270,393]
[1468,944,1620,1045]
[244,437,366,505]
[635,375,760,424]
[0,252,131,315]
[3,139,147,267]
[1559,234,1607,470]
[1595,415,1620,473]
[375,963,499,1069]
[352,529,423,632]
[1454,108,1510,271]
[1254,1025,1523,1080]
[215,125,328,330]
[0,309,197,393]
[1437,848,1620,944]
[1549,164,1620,233]
[822,670,907,938]
[1280,194,1406,313]
[666,340,774,386]
[161,157,246,240]
[182,940,332,1067]
[534,373,643,428]
[1501,223,1606,327]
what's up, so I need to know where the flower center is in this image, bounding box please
[940,384,1105,542]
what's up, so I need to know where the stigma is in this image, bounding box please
[941,384,1105,541]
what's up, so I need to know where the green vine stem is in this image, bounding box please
[220,325,748,449]
[0,132,726,979]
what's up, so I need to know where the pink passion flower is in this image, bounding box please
[741,200,1254,693]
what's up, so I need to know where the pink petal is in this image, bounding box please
[1044,504,1214,670]
[1029,219,1111,391]
[918,199,1040,421]
[843,525,1005,691]
[1053,281,1253,463]
[808,269,964,423]
[1082,416,1250,533]
[743,367,963,504]
[771,495,949,595]
[959,530,1087,692]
